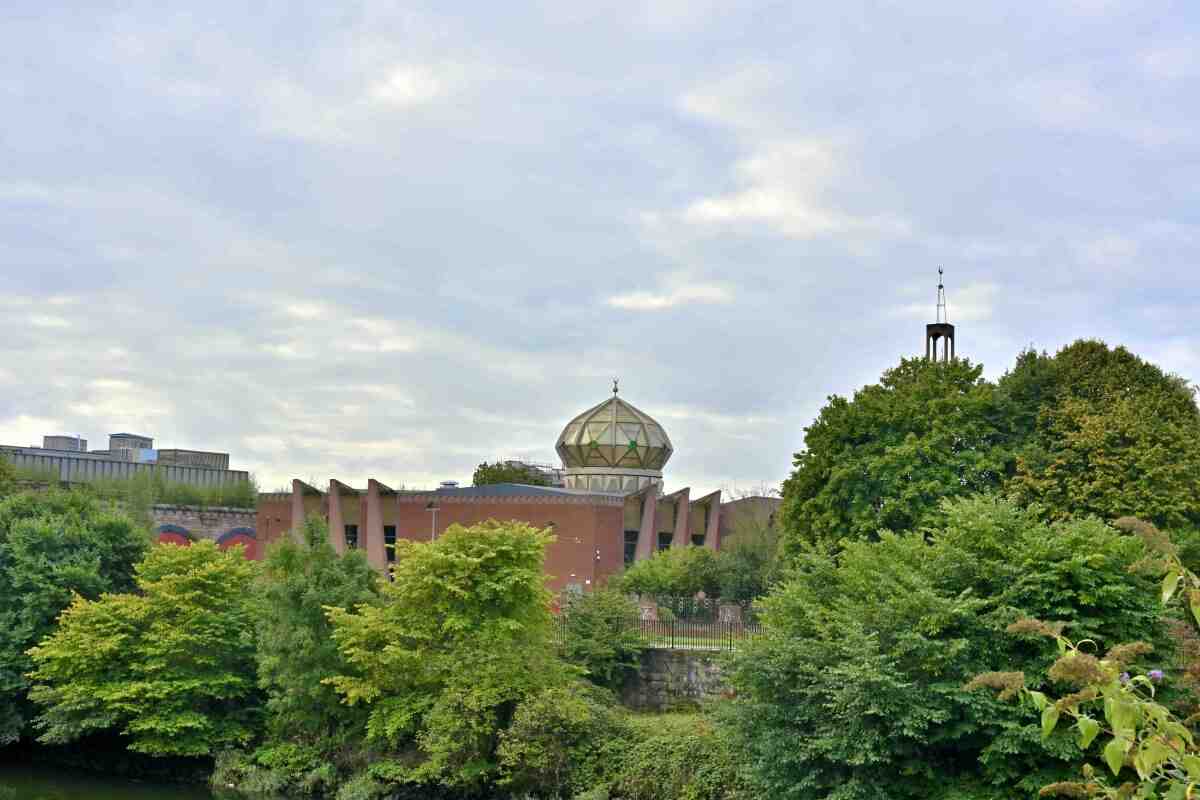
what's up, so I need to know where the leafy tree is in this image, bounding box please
[472,461,551,487]
[968,518,1200,798]
[0,458,14,498]
[558,588,644,690]
[27,540,261,757]
[724,496,1167,800]
[250,516,380,784]
[715,503,782,606]
[497,684,630,799]
[326,520,570,790]
[779,357,1013,551]
[0,489,146,744]
[1004,341,1200,533]
[618,546,723,601]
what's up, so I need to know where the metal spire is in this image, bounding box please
[936,267,948,324]
[612,377,619,396]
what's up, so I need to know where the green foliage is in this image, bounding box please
[472,461,551,487]
[780,357,1013,551]
[724,496,1167,800]
[618,546,723,600]
[715,509,781,606]
[605,712,747,800]
[0,457,15,498]
[256,515,380,742]
[83,468,260,519]
[1004,341,1200,533]
[27,540,261,757]
[0,489,147,745]
[497,684,630,799]
[558,588,644,690]
[327,520,570,790]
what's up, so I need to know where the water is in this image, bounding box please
[0,762,228,800]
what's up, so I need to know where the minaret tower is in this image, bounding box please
[925,268,955,362]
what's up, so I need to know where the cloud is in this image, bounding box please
[892,282,1001,324]
[607,282,733,311]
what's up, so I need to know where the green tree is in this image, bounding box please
[253,516,380,765]
[0,458,14,498]
[0,489,147,744]
[779,357,1014,551]
[715,503,782,606]
[1004,341,1200,533]
[618,546,723,601]
[558,588,644,690]
[326,520,570,790]
[27,540,261,757]
[472,461,551,487]
[724,496,1167,800]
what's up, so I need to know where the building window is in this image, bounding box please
[623,530,639,565]
[344,524,359,549]
[657,532,672,552]
[691,534,705,547]
[384,525,396,562]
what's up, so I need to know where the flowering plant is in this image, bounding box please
[967,518,1200,799]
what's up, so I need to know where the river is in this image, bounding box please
[0,762,236,800]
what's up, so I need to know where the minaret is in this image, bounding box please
[925,268,955,362]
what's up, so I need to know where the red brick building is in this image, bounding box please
[255,387,749,592]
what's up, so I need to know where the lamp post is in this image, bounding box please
[425,500,440,541]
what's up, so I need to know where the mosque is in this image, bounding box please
[256,384,778,593]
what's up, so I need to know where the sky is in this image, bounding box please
[2,0,1199,496]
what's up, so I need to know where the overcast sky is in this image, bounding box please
[2,1,1198,495]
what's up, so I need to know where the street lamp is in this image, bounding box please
[425,500,440,541]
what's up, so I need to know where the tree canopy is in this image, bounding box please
[724,496,1169,800]
[28,540,261,757]
[326,519,570,789]
[780,341,1200,553]
[0,489,147,745]
[780,357,1013,551]
[472,461,551,486]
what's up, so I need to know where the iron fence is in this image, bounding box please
[556,616,762,652]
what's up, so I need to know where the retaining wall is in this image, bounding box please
[621,648,729,711]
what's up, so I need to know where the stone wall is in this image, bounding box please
[151,504,256,542]
[621,648,729,711]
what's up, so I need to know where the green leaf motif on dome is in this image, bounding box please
[627,440,638,450]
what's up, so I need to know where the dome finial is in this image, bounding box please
[613,377,619,396]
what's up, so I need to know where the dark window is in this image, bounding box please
[691,534,705,547]
[384,525,396,562]
[623,530,639,565]
[657,532,672,552]
[344,524,359,549]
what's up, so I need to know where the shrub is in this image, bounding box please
[607,713,746,800]
[723,496,1169,799]
[558,589,644,690]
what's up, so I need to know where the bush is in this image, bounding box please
[723,496,1170,799]
[618,546,722,602]
[606,713,746,800]
[498,684,629,799]
[558,589,644,690]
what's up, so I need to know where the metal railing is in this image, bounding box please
[556,616,762,652]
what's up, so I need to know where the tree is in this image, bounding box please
[558,588,644,690]
[1004,341,1200,533]
[27,540,261,757]
[472,461,551,487]
[0,489,147,744]
[968,518,1200,798]
[0,458,14,498]
[723,496,1167,800]
[326,520,570,790]
[714,501,782,606]
[255,516,380,748]
[618,546,723,601]
[779,357,1014,551]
